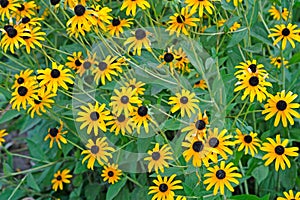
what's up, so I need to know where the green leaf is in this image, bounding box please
[230,194,270,200]
[242,43,262,53]
[0,109,21,124]
[227,29,248,48]
[161,118,181,130]
[26,173,41,192]
[251,165,268,184]
[280,159,297,189]
[106,178,127,200]
[26,138,47,161]
[289,52,300,65]
[84,183,101,200]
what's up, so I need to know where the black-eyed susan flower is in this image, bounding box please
[123,78,145,96]
[91,5,112,31]
[110,87,142,117]
[27,87,56,118]
[66,51,84,71]
[216,19,226,27]
[92,55,123,85]
[168,89,199,118]
[0,0,19,21]
[0,24,30,53]
[10,81,38,111]
[37,62,74,93]
[51,169,72,191]
[261,134,299,171]
[76,102,113,136]
[157,47,179,74]
[120,0,150,16]
[67,22,91,38]
[206,128,234,162]
[124,28,152,56]
[0,129,8,146]
[19,16,42,28]
[106,114,134,135]
[174,48,190,73]
[235,129,261,157]
[107,17,133,37]
[77,52,97,76]
[12,69,34,89]
[13,1,36,21]
[234,73,272,102]
[21,26,46,54]
[181,110,209,139]
[234,60,267,78]
[203,161,242,195]
[268,23,300,50]
[226,0,242,7]
[81,137,114,170]
[194,79,208,90]
[277,190,300,200]
[229,22,241,32]
[184,0,214,17]
[148,174,183,200]
[166,7,200,37]
[182,136,213,167]
[101,163,122,184]
[144,143,173,173]
[44,120,67,149]
[262,90,300,127]
[270,56,288,69]
[268,6,289,21]
[131,105,154,134]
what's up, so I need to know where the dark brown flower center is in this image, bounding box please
[74,5,85,16]
[21,30,31,40]
[34,96,42,104]
[137,106,148,117]
[18,86,28,96]
[176,15,185,23]
[216,169,226,179]
[108,171,114,177]
[17,4,25,11]
[50,0,60,5]
[7,27,17,38]
[98,62,107,71]
[248,64,257,73]
[90,111,100,121]
[112,18,121,26]
[51,69,60,78]
[276,59,281,63]
[151,152,160,161]
[56,175,62,181]
[129,84,135,89]
[159,183,168,192]
[17,77,24,84]
[117,114,126,122]
[120,95,129,104]
[4,25,13,32]
[244,135,252,143]
[21,17,30,24]
[164,53,174,63]
[209,137,219,148]
[249,76,259,86]
[49,128,59,137]
[75,59,82,66]
[276,100,287,111]
[195,120,206,130]
[275,145,284,155]
[91,145,99,154]
[0,0,9,8]
[180,96,188,104]
[281,28,290,36]
[135,29,146,40]
[192,141,204,152]
[83,61,91,69]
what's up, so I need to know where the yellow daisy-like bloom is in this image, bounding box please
[44,120,67,149]
[226,0,242,7]
[67,22,91,38]
[181,110,209,139]
[277,190,300,200]
[21,26,46,54]
[269,6,289,21]
[51,169,72,191]
[37,62,74,93]
[203,161,242,195]
[234,73,272,102]
[185,0,214,17]
[206,128,234,162]
[66,51,84,71]
[91,5,112,31]
[123,78,146,96]
[0,129,8,146]
[234,60,267,78]
[81,137,114,170]
[148,174,183,200]
[234,129,261,157]
[176,196,187,200]
[27,87,56,118]
[76,102,113,136]
[166,7,200,37]
[158,47,179,74]
[12,69,34,89]
[13,1,36,21]
[216,19,226,27]
[182,136,213,167]
[269,23,300,50]
[229,22,241,32]
[174,48,190,73]
[0,0,19,21]
[261,134,299,171]
[124,28,152,56]
[194,79,208,90]
[106,114,135,135]
[107,17,133,37]
[131,105,154,134]
[110,87,142,117]
[19,16,43,29]
[168,89,200,118]
[66,4,97,34]
[92,55,123,85]
[120,0,150,16]
[10,81,38,111]
[0,24,30,53]
[77,52,97,77]
[270,56,289,69]
[101,163,122,184]
[262,90,300,127]
[144,143,173,173]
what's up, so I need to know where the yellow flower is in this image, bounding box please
[106,114,135,135]
[0,129,8,146]
[181,110,209,139]
[184,0,214,17]
[51,169,72,191]
[226,0,242,7]
[101,163,122,184]
[229,22,241,32]
[107,17,133,37]
[44,120,67,149]
[268,6,289,21]
[270,56,289,69]
[124,28,152,56]
[120,0,150,16]
[277,190,300,200]
[235,129,261,157]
